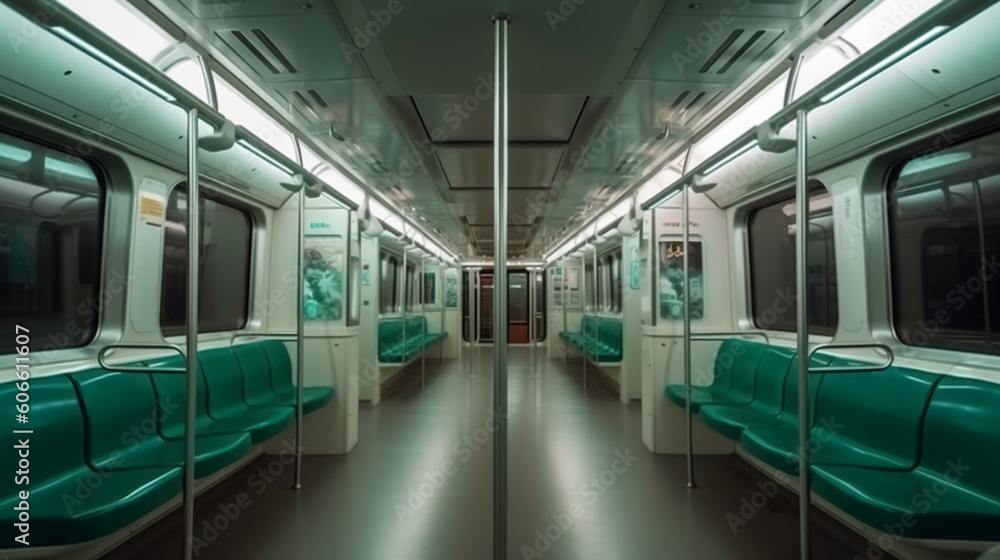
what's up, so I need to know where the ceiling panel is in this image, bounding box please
[413,95,586,142]
[211,16,369,83]
[436,144,565,189]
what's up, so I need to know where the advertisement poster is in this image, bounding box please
[659,240,704,320]
[444,268,459,308]
[303,236,344,321]
[361,259,371,286]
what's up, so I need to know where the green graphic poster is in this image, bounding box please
[303,236,344,321]
[444,269,458,308]
[659,240,704,320]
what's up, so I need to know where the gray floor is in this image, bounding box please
[104,346,881,560]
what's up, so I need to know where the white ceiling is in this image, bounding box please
[144,0,849,257]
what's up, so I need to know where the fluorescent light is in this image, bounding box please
[702,139,759,176]
[820,26,949,103]
[237,139,295,176]
[52,27,176,102]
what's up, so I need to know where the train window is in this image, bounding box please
[165,59,209,104]
[213,73,297,161]
[747,189,837,335]
[405,263,416,312]
[608,249,622,313]
[379,253,399,314]
[0,131,104,354]
[160,187,252,335]
[421,271,436,305]
[889,130,1000,354]
[57,0,175,63]
[584,260,595,312]
[659,240,704,320]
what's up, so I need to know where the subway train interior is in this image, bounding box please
[2,0,1000,559]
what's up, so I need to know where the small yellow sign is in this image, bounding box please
[140,195,165,223]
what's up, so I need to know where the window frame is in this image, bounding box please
[0,129,108,355]
[744,185,838,336]
[159,183,255,337]
[886,125,1000,356]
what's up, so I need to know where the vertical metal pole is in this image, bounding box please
[683,182,695,489]
[795,109,811,560]
[294,183,305,489]
[492,12,510,560]
[182,108,199,560]
[402,245,408,355]
[561,266,568,363]
[421,257,426,386]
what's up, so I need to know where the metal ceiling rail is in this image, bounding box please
[6,0,359,211]
[641,0,998,211]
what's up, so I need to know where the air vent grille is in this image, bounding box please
[667,90,723,122]
[226,28,298,75]
[698,29,779,75]
[291,89,330,122]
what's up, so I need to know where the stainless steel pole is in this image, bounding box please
[795,109,811,560]
[182,108,200,560]
[683,181,695,489]
[492,12,510,560]
[294,181,305,489]
[421,257,426,387]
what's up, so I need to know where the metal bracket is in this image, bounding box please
[756,118,796,154]
[198,118,236,153]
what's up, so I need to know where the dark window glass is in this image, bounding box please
[0,131,104,354]
[160,187,252,335]
[748,189,837,335]
[890,130,1000,353]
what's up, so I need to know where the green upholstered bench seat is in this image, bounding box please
[559,316,623,363]
[809,377,1000,540]
[0,376,181,547]
[378,316,446,363]
[235,341,334,414]
[148,354,294,445]
[71,369,252,479]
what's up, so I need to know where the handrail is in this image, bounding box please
[691,330,770,345]
[229,333,297,346]
[808,342,894,373]
[4,0,359,212]
[639,0,997,211]
[97,343,186,373]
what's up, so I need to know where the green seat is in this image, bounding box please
[665,339,766,413]
[742,365,940,474]
[199,348,296,443]
[71,369,251,478]
[148,354,292,444]
[584,318,623,362]
[698,346,799,439]
[812,377,1000,540]
[233,342,333,414]
[0,376,180,547]
[378,317,437,363]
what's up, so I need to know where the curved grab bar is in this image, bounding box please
[229,332,297,346]
[808,342,894,373]
[690,330,770,345]
[98,343,186,373]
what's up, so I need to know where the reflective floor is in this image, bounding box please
[104,346,883,560]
